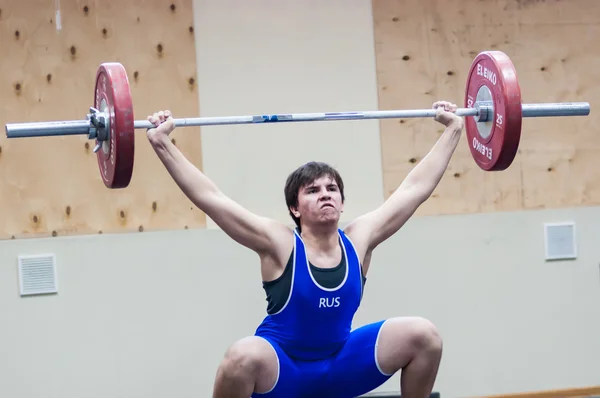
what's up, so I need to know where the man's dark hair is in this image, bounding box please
[284,161,345,229]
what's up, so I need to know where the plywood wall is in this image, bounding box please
[0,0,205,240]
[372,0,600,216]
[3,0,599,241]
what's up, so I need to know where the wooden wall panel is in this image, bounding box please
[0,0,205,240]
[373,0,600,216]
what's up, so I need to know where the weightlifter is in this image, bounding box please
[146,101,464,398]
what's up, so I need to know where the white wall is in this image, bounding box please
[362,206,600,397]
[0,206,599,398]
[192,0,384,228]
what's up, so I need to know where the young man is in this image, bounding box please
[147,101,464,398]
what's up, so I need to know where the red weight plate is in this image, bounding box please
[464,51,522,171]
[94,63,135,188]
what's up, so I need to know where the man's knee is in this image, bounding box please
[383,316,443,356]
[406,317,442,353]
[375,317,442,376]
[220,337,263,376]
[217,337,278,393]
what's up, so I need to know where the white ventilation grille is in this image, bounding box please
[544,222,577,261]
[18,254,58,296]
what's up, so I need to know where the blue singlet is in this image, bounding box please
[253,228,393,398]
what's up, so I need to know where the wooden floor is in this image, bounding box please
[476,385,600,398]
[359,386,600,398]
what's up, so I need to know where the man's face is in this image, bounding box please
[291,175,344,227]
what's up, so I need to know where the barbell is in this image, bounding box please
[4,50,591,189]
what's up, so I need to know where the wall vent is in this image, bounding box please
[18,254,58,296]
[544,222,577,261]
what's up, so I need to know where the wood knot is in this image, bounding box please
[52,231,57,237]
[453,172,460,178]
[409,157,417,163]
[14,82,22,94]
[392,16,398,22]
[14,30,20,39]
[156,43,163,55]
[70,45,77,57]
[152,201,157,212]
[170,3,176,11]
[102,27,107,37]
[138,225,144,232]
[133,71,139,81]
[189,26,194,33]
[171,138,176,145]
[402,55,410,61]
[547,167,553,172]
[83,5,89,14]
[540,66,546,71]
[46,73,52,83]
[447,70,454,76]
[84,142,90,150]
[65,205,71,216]
[120,210,126,218]
[32,215,39,224]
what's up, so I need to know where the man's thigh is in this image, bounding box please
[251,337,330,398]
[324,320,395,398]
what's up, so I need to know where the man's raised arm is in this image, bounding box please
[345,101,464,256]
[146,110,291,257]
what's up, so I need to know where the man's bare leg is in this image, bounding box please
[376,317,443,398]
[213,336,279,398]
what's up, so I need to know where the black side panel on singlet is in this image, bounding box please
[262,242,367,315]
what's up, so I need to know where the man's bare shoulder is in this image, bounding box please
[259,219,295,254]
[259,220,295,281]
[342,212,372,238]
[342,216,372,255]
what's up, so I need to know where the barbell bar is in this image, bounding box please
[4,102,590,139]
[3,50,591,189]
